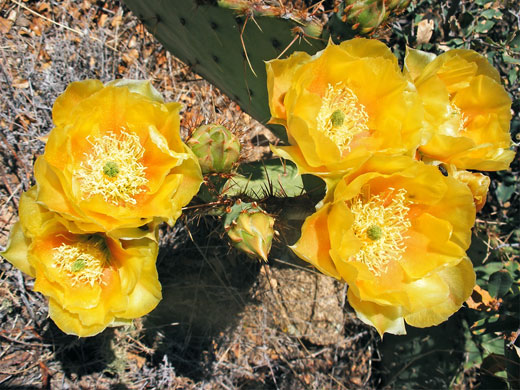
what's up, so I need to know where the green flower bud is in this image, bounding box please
[340,0,410,34]
[227,210,275,262]
[187,124,241,174]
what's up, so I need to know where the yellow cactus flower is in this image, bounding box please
[34,79,202,233]
[2,187,161,337]
[266,39,425,179]
[405,47,515,171]
[291,155,476,336]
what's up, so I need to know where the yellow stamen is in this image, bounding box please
[348,188,411,276]
[53,238,109,287]
[316,83,369,151]
[75,130,148,205]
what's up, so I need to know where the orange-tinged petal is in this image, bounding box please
[106,79,164,102]
[290,203,340,279]
[339,38,399,64]
[327,201,360,263]
[425,176,475,250]
[34,157,82,222]
[402,213,465,278]
[403,272,450,313]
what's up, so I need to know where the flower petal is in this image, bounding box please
[347,288,406,337]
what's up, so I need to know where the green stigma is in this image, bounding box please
[71,258,86,272]
[367,225,383,241]
[330,110,345,127]
[102,161,119,177]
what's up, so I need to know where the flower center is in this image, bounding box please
[316,83,369,151]
[53,237,109,287]
[449,102,468,134]
[102,161,120,177]
[348,188,411,276]
[75,130,148,205]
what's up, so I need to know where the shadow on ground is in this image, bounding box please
[142,217,261,381]
[40,324,117,377]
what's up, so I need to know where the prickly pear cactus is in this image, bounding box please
[187,123,241,174]
[122,0,411,140]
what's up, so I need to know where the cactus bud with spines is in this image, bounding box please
[225,203,275,262]
[337,0,412,34]
[187,124,241,174]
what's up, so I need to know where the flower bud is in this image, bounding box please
[227,210,275,262]
[187,124,241,174]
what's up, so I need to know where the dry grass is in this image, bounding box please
[0,1,379,388]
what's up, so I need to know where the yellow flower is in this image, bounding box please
[266,39,425,178]
[2,187,161,337]
[34,80,202,233]
[405,47,515,171]
[291,155,476,336]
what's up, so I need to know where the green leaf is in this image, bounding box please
[475,19,495,33]
[488,270,513,298]
[496,182,516,204]
[481,9,503,19]
[509,68,519,86]
[503,54,520,65]
[224,159,304,200]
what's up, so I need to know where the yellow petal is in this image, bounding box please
[347,288,406,337]
[404,46,437,81]
[52,79,104,128]
[266,51,312,125]
[450,168,490,212]
[327,201,361,265]
[106,79,164,102]
[401,213,466,278]
[339,38,399,64]
[48,298,108,337]
[404,271,450,313]
[1,221,34,277]
[405,257,475,327]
